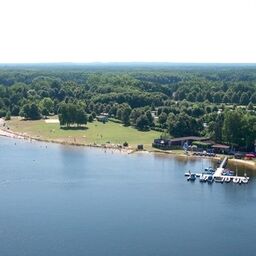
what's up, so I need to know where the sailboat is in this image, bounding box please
[233,165,240,184]
[241,171,249,184]
[199,160,208,182]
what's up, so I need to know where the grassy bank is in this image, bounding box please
[6,118,161,150]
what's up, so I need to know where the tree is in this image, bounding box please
[192,106,204,117]
[239,92,250,105]
[145,110,154,126]
[30,103,41,120]
[40,97,54,115]
[0,109,6,118]
[196,93,204,102]
[20,103,41,120]
[130,109,142,125]
[135,115,149,131]
[158,112,167,127]
[168,113,202,137]
[247,102,254,111]
[243,114,256,151]
[75,107,87,126]
[58,103,87,127]
[41,108,49,116]
[121,106,131,126]
[116,108,122,120]
[231,93,239,104]
[222,94,229,104]
[250,93,256,104]
[208,113,224,143]
[5,111,11,120]
[11,105,20,116]
[213,92,222,103]
[88,114,94,122]
[222,110,244,147]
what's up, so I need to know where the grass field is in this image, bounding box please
[7,118,161,149]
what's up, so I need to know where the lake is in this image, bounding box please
[0,137,256,256]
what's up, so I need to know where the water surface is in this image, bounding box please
[0,137,255,256]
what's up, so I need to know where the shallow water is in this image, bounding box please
[0,137,256,256]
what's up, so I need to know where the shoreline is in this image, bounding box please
[1,125,255,170]
[0,127,134,154]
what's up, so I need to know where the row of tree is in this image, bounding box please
[0,66,255,150]
[58,103,87,127]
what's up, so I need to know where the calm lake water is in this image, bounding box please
[0,137,256,256]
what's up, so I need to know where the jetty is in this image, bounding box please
[186,156,250,184]
[213,156,249,182]
[213,156,228,177]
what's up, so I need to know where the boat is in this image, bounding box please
[222,169,234,176]
[214,176,224,183]
[199,174,206,182]
[224,176,231,183]
[208,167,214,172]
[232,165,240,184]
[233,177,240,184]
[242,172,249,184]
[241,177,249,184]
[187,173,196,181]
[185,171,196,177]
[207,175,214,184]
[204,167,215,174]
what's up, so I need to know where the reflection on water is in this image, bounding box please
[0,137,256,256]
[153,152,255,176]
[227,161,256,177]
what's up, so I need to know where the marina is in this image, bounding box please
[185,157,250,184]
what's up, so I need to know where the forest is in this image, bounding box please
[0,64,255,151]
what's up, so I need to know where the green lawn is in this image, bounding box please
[7,118,161,149]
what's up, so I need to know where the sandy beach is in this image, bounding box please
[0,118,133,154]
[0,118,27,139]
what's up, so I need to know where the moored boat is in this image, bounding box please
[185,172,197,177]
[204,167,215,174]
[224,176,231,183]
[214,176,224,183]
[241,177,249,184]
[199,174,206,182]
[207,175,214,184]
[187,173,196,181]
[222,169,235,176]
[233,177,240,184]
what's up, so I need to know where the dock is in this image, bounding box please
[185,156,250,184]
[213,156,228,177]
[213,156,249,181]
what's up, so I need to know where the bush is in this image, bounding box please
[0,109,7,118]
[123,141,128,147]
[88,114,94,122]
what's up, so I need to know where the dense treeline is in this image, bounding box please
[0,65,255,150]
